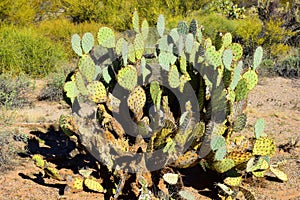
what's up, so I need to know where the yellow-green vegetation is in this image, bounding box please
[0,0,299,78]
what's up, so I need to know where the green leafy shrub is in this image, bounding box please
[276,55,300,78]
[0,25,67,77]
[258,58,276,77]
[38,70,70,102]
[205,0,246,19]
[0,74,33,109]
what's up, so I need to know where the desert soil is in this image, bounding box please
[0,76,299,200]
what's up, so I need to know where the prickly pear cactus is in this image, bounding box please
[55,12,286,199]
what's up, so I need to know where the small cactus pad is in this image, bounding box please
[116,38,127,55]
[235,79,249,101]
[97,27,115,48]
[228,43,243,61]
[254,118,266,138]
[157,14,165,37]
[224,176,242,187]
[189,19,198,36]
[185,33,194,54]
[163,173,179,185]
[78,55,96,82]
[210,134,226,151]
[253,137,276,156]
[32,154,45,168]
[222,49,233,70]
[159,51,170,71]
[171,150,199,168]
[168,65,180,88]
[177,21,189,35]
[213,158,235,173]
[45,167,63,180]
[253,46,263,70]
[132,10,140,33]
[222,33,232,48]
[87,81,107,103]
[128,43,136,63]
[242,70,258,90]
[117,66,138,91]
[71,34,83,56]
[141,19,149,40]
[82,32,94,54]
[127,86,146,118]
[150,81,162,110]
[232,113,247,132]
[64,80,79,103]
[71,176,84,191]
[269,166,288,181]
[134,33,144,59]
[230,61,243,90]
[215,146,227,161]
[227,151,252,165]
[75,72,88,95]
[84,178,105,193]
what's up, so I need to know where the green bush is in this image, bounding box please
[276,55,300,78]
[38,69,71,102]
[0,25,67,77]
[258,58,276,77]
[0,73,33,109]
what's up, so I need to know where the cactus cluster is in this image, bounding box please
[52,11,287,199]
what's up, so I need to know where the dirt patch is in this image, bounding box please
[0,77,299,199]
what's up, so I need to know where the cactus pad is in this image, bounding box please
[141,19,149,40]
[177,21,189,35]
[87,81,107,103]
[69,176,84,191]
[230,61,243,90]
[227,151,252,165]
[222,49,233,70]
[252,137,276,156]
[127,86,146,119]
[134,33,144,59]
[82,32,94,54]
[224,176,242,187]
[242,70,258,90]
[84,178,105,193]
[189,19,198,36]
[171,150,199,168]
[64,80,79,103]
[235,79,249,101]
[71,34,83,56]
[222,33,232,48]
[159,51,170,71]
[213,158,235,173]
[254,118,266,138]
[32,154,45,168]
[168,65,180,88]
[75,72,88,95]
[97,27,115,48]
[59,114,77,136]
[162,173,179,185]
[150,81,162,110]
[157,14,165,37]
[116,38,127,55]
[228,43,243,61]
[78,55,96,82]
[132,10,140,33]
[269,166,288,181]
[117,66,138,91]
[232,113,247,132]
[253,46,263,70]
[185,33,194,54]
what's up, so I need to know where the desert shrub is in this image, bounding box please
[258,58,276,76]
[0,74,33,109]
[0,25,67,77]
[276,55,300,78]
[204,0,246,19]
[0,0,39,25]
[38,69,71,102]
[36,18,101,58]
